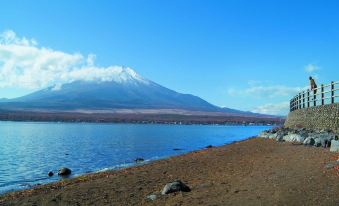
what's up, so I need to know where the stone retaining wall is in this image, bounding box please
[284,103,339,133]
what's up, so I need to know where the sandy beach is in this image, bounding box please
[1,138,338,206]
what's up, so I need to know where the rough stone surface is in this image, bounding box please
[283,133,305,142]
[161,180,191,195]
[303,137,315,146]
[330,140,339,152]
[284,103,339,134]
[145,194,157,201]
[258,127,337,150]
[314,138,322,147]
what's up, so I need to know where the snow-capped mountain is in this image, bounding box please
[0,68,267,117]
[0,68,223,112]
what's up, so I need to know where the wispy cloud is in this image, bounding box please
[251,101,289,115]
[226,81,307,115]
[0,30,145,90]
[227,84,305,98]
[304,64,320,73]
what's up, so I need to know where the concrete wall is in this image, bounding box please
[284,103,339,133]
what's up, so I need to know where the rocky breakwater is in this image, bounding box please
[259,127,339,152]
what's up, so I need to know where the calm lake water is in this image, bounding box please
[0,122,271,194]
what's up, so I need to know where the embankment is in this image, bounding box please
[284,103,339,133]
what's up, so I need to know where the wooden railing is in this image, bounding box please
[290,81,339,112]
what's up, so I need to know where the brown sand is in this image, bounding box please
[1,138,338,206]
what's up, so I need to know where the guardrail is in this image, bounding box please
[290,81,339,112]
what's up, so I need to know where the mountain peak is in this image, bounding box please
[102,67,149,84]
[47,67,148,92]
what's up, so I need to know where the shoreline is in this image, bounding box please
[1,137,338,205]
[0,136,252,196]
[0,110,284,125]
[0,119,280,126]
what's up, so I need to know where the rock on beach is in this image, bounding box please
[135,158,145,163]
[330,140,339,152]
[58,167,72,176]
[161,180,191,195]
[48,171,54,177]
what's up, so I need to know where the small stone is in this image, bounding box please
[48,171,54,177]
[145,194,157,201]
[58,167,71,176]
[135,158,144,163]
[325,163,334,169]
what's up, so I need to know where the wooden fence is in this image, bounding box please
[290,81,339,112]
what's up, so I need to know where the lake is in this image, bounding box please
[0,122,271,194]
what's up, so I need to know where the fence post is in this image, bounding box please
[331,81,334,104]
[321,84,324,105]
[290,99,293,111]
[307,89,310,108]
[290,99,292,112]
[313,89,316,107]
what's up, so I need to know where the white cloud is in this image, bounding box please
[304,64,320,73]
[227,82,306,115]
[251,101,290,115]
[227,84,305,98]
[0,30,146,90]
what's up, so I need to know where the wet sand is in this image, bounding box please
[1,138,338,206]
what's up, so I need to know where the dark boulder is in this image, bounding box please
[303,137,315,146]
[58,167,72,176]
[48,171,54,177]
[161,180,191,195]
[135,158,144,163]
[314,138,322,147]
[275,133,284,142]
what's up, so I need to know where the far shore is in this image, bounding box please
[1,137,338,206]
[0,110,284,125]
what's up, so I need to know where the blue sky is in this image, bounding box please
[0,0,339,115]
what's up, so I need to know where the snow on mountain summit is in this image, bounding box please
[69,66,149,84]
[115,67,149,84]
[47,67,149,91]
